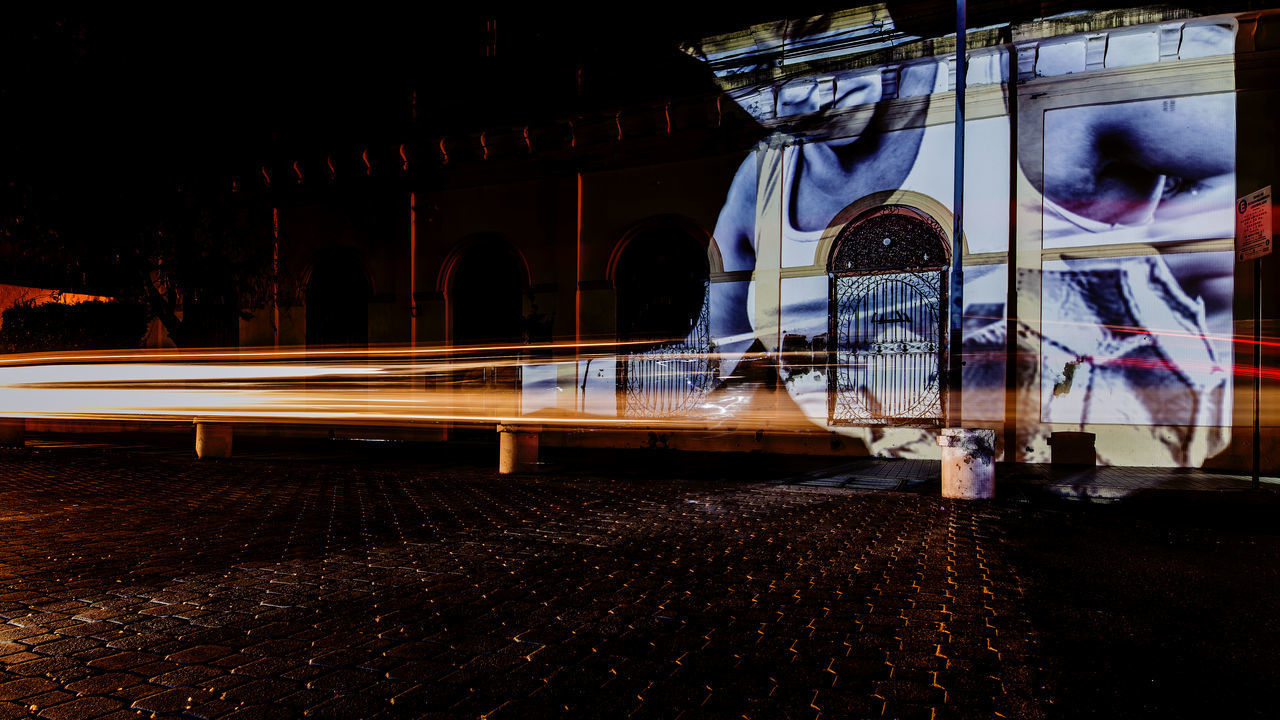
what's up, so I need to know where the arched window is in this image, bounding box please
[306,247,370,347]
[613,225,715,417]
[828,205,949,426]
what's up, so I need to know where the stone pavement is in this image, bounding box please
[1003,463,1280,500]
[0,444,1052,719]
[784,457,1279,499]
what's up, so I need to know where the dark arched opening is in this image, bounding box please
[828,205,949,426]
[445,236,527,438]
[448,237,527,347]
[615,228,709,343]
[614,225,715,417]
[307,247,370,347]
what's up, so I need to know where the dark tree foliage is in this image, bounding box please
[0,300,148,354]
[132,190,275,348]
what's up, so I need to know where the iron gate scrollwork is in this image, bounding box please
[828,205,949,426]
[621,287,717,418]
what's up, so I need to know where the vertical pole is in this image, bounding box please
[1004,41,1019,461]
[410,191,417,349]
[576,172,583,348]
[575,171,583,411]
[948,0,967,428]
[1254,257,1262,490]
[271,207,280,349]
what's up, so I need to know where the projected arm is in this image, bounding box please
[710,153,760,379]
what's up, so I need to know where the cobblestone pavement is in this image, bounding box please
[0,445,1053,719]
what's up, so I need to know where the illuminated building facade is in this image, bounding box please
[261,4,1280,470]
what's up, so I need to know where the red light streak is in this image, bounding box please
[1027,317,1280,349]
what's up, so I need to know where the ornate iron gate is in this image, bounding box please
[828,206,948,426]
[621,288,717,418]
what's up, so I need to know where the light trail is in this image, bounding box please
[0,326,1274,431]
[0,342,778,431]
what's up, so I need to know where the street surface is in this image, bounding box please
[0,441,1273,719]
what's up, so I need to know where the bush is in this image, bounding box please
[0,300,148,354]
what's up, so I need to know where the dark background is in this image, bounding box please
[2,2,1268,298]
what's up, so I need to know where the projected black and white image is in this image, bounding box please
[702,50,1235,463]
[708,56,1012,451]
[1041,95,1235,247]
[1036,93,1235,457]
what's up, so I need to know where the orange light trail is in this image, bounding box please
[0,327,1274,431]
[0,342,786,431]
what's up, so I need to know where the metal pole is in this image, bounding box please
[272,207,280,349]
[410,192,417,349]
[948,0,967,428]
[1003,41,1019,461]
[1254,257,1262,490]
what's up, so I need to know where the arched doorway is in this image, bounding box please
[306,247,370,347]
[448,236,527,347]
[444,236,528,428]
[613,225,715,417]
[828,205,949,426]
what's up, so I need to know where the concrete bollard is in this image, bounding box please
[497,424,540,474]
[0,419,24,447]
[195,420,233,459]
[938,428,996,500]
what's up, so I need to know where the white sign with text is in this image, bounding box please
[1236,186,1272,262]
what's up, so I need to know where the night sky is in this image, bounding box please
[1,6,792,294]
[0,1,1219,295]
[3,6,803,193]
